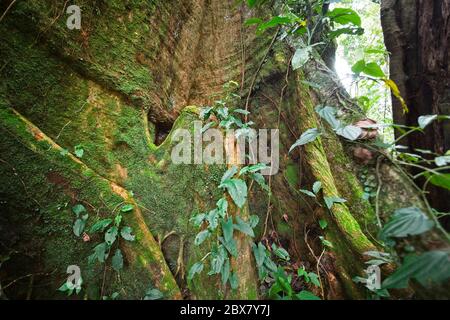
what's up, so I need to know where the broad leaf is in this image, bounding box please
[324,196,347,209]
[418,115,438,129]
[292,46,312,70]
[72,204,86,216]
[221,166,238,184]
[194,229,210,245]
[187,262,204,280]
[120,226,135,241]
[219,178,247,208]
[315,105,341,129]
[312,181,322,194]
[105,226,118,245]
[327,8,361,26]
[382,250,450,289]
[234,216,254,237]
[336,125,362,141]
[111,249,123,271]
[222,217,234,243]
[73,219,85,237]
[120,204,134,213]
[296,290,321,300]
[379,207,434,240]
[90,219,113,233]
[144,288,164,300]
[289,128,321,153]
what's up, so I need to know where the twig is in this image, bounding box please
[0,0,17,23]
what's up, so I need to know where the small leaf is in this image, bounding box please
[111,249,123,272]
[336,125,362,141]
[222,217,234,243]
[90,219,113,233]
[74,145,84,158]
[252,242,266,267]
[229,271,239,290]
[292,46,312,70]
[105,226,118,245]
[194,229,210,246]
[327,7,361,26]
[88,242,109,264]
[221,259,231,285]
[120,204,134,213]
[60,148,69,156]
[144,288,164,300]
[315,105,341,130]
[272,243,290,261]
[319,219,328,230]
[120,226,135,241]
[188,262,204,280]
[296,290,321,300]
[249,215,259,228]
[324,196,347,209]
[351,59,366,74]
[216,198,228,218]
[219,178,247,208]
[435,156,450,167]
[72,204,86,217]
[221,166,238,184]
[308,272,321,287]
[312,181,322,194]
[362,62,385,78]
[234,216,255,237]
[299,189,316,198]
[289,128,321,153]
[418,115,438,129]
[73,219,86,237]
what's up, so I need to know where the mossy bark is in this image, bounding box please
[0,0,448,300]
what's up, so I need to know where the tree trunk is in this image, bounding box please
[0,0,448,299]
[381,0,450,213]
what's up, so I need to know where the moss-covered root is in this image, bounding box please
[0,106,182,299]
[294,72,378,297]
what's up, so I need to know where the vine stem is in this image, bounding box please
[244,26,280,122]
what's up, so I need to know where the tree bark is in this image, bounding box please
[0,0,448,299]
[381,0,450,212]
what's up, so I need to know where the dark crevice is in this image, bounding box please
[153,121,173,146]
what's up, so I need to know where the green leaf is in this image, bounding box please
[272,243,290,261]
[120,226,135,241]
[219,178,247,208]
[308,272,321,287]
[324,196,347,209]
[319,236,333,248]
[252,242,266,267]
[289,128,321,153]
[418,115,438,129]
[292,46,312,70]
[382,250,450,289]
[188,262,204,280]
[88,242,109,264]
[200,107,213,120]
[222,217,234,243]
[105,226,118,245]
[114,214,122,226]
[258,16,292,32]
[234,216,254,237]
[296,290,321,300]
[435,155,450,167]
[90,219,113,233]
[249,215,259,228]
[144,288,164,300]
[362,62,385,78]
[315,105,341,130]
[233,108,250,115]
[74,145,84,158]
[251,172,269,192]
[239,163,268,175]
[206,209,219,230]
[73,219,85,237]
[221,259,231,285]
[319,219,328,230]
[336,125,362,141]
[60,148,69,156]
[379,207,434,241]
[327,8,361,26]
[111,249,123,272]
[299,189,316,198]
[221,166,238,184]
[244,17,263,26]
[229,271,239,290]
[220,237,238,257]
[120,204,134,213]
[425,173,450,191]
[194,229,210,246]
[351,59,366,74]
[312,181,322,194]
[190,213,206,227]
[216,198,228,218]
[72,204,86,217]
